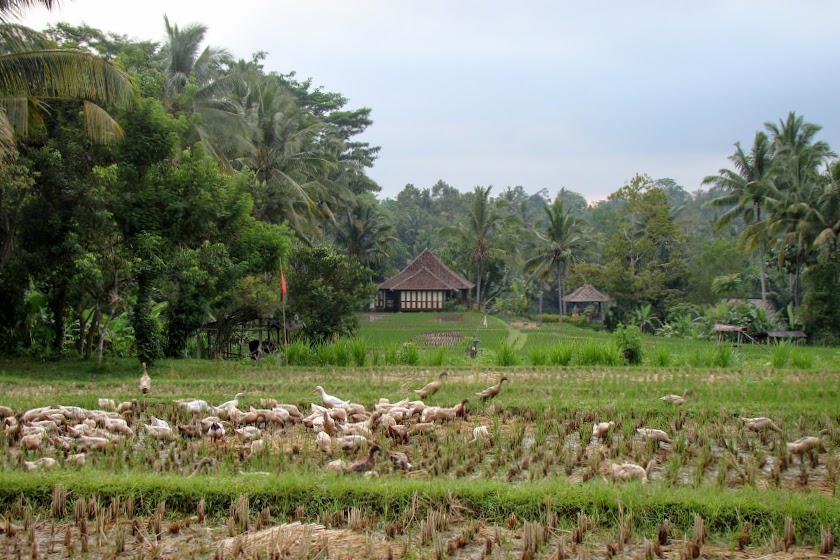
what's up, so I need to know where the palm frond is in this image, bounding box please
[0,49,135,106]
[82,100,122,142]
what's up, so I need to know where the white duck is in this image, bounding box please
[176,399,215,415]
[234,426,262,443]
[637,428,672,446]
[315,386,349,409]
[610,461,651,483]
[660,390,688,405]
[218,392,245,410]
[593,421,615,440]
[139,362,151,394]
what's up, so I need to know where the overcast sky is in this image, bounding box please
[20,1,840,202]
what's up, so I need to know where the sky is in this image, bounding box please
[20,1,840,202]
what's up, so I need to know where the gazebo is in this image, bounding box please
[376,249,474,312]
[562,284,610,321]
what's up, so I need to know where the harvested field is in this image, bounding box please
[0,359,838,558]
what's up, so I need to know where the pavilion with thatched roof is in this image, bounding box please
[562,284,611,320]
[376,249,474,311]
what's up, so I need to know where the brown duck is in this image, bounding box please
[414,371,447,399]
[347,444,381,473]
[476,376,509,401]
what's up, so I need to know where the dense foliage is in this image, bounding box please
[1,5,839,360]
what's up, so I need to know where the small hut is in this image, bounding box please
[376,249,474,311]
[562,284,610,321]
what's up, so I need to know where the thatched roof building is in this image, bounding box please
[562,284,610,319]
[376,249,473,311]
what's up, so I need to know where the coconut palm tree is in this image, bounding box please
[0,6,135,159]
[760,113,836,307]
[704,131,775,306]
[524,198,588,319]
[233,77,347,240]
[332,196,396,278]
[441,186,512,309]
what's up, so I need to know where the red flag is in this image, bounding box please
[280,270,287,297]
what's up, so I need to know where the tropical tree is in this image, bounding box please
[440,186,512,309]
[0,15,135,158]
[233,76,345,240]
[704,131,775,305]
[331,195,396,279]
[760,113,835,308]
[524,199,588,318]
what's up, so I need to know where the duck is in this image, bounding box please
[23,457,58,471]
[149,416,170,430]
[636,428,672,446]
[176,399,214,415]
[177,423,202,439]
[143,425,175,442]
[741,416,783,434]
[469,426,490,444]
[116,399,138,414]
[414,371,447,399]
[139,362,151,394]
[610,461,653,483]
[322,410,337,437]
[389,451,412,471]
[338,435,371,452]
[660,389,688,405]
[207,422,226,441]
[97,398,116,411]
[316,431,333,457]
[234,426,262,443]
[0,405,14,418]
[453,399,469,419]
[593,421,615,441]
[476,376,509,401]
[347,444,381,473]
[787,430,829,461]
[326,459,347,473]
[315,386,348,409]
[218,392,245,411]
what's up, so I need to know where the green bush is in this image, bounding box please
[539,314,560,324]
[712,344,736,368]
[653,347,672,367]
[495,343,520,367]
[286,340,313,366]
[425,347,446,366]
[613,323,643,365]
[349,338,367,367]
[575,341,621,366]
[383,343,399,365]
[770,342,791,368]
[315,343,336,366]
[549,344,574,366]
[790,348,814,369]
[332,339,352,366]
[528,346,548,366]
[397,342,420,365]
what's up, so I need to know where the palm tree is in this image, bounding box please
[704,132,776,306]
[761,113,836,307]
[0,9,135,158]
[332,196,396,277]
[233,77,347,240]
[441,186,511,309]
[524,199,588,319]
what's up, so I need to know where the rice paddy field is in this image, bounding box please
[0,314,838,559]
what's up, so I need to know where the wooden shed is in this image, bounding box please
[376,249,474,312]
[562,284,610,320]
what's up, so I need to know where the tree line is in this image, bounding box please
[1,3,839,364]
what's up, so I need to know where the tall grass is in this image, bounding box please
[495,343,520,367]
[528,346,548,366]
[349,338,367,367]
[549,344,574,366]
[575,341,621,366]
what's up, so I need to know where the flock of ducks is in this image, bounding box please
[0,365,832,486]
